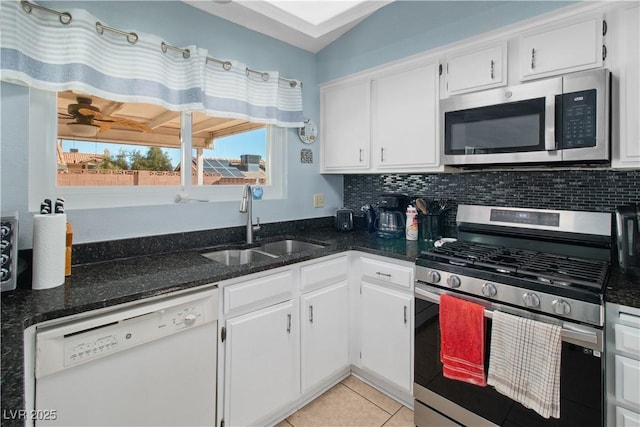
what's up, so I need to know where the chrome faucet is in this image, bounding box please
[239,184,260,244]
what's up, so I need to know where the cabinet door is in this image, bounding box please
[617,406,640,427]
[520,17,603,80]
[321,80,371,171]
[224,300,299,427]
[301,281,349,393]
[615,354,640,410]
[371,62,439,171]
[360,282,412,392]
[613,3,640,168]
[445,42,507,95]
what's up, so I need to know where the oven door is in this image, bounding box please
[441,76,562,166]
[414,283,603,427]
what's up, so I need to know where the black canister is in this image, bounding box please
[421,213,444,241]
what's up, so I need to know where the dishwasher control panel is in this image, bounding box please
[35,288,218,378]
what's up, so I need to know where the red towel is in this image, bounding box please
[440,294,487,386]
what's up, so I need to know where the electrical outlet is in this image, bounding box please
[313,193,325,208]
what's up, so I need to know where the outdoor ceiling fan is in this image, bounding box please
[58,97,151,137]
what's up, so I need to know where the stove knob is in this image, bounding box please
[482,283,497,297]
[428,271,441,284]
[552,299,571,315]
[522,292,540,308]
[446,275,461,288]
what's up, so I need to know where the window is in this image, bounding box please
[29,89,285,210]
[56,91,268,188]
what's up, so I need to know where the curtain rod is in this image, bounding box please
[20,1,303,89]
[20,1,71,25]
[206,57,302,88]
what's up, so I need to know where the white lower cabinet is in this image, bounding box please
[360,282,412,393]
[220,268,299,427]
[606,302,640,427]
[219,253,414,426]
[301,281,350,393]
[223,300,299,427]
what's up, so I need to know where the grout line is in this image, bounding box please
[381,405,404,427]
[340,377,398,416]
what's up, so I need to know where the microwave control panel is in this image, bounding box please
[561,89,597,149]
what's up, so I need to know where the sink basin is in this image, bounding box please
[201,249,277,266]
[259,239,326,256]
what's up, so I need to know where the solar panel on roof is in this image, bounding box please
[202,158,245,177]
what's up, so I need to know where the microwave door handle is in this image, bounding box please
[546,94,558,151]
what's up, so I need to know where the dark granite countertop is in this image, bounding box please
[605,268,640,308]
[0,227,430,424]
[2,224,637,425]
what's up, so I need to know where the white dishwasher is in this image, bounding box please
[34,287,218,426]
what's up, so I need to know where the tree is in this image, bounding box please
[99,149,129,170]
[129,147,173,171]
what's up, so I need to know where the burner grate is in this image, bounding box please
[426,241,609,289]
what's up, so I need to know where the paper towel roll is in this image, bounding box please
[32,213,66,290]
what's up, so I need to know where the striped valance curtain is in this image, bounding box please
[204,60,303,127]
[0,0,304,127]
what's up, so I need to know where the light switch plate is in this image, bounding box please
[313,193,325,208]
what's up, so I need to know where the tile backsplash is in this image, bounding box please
[344,169,640,229]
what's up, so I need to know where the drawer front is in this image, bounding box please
[360,257,413,289]
[615,354,640,409]
[223,269,294,314]
[615,323,640,355]
[300,256,349,291]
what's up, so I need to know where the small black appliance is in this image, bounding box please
[335,208,354,231]
[616,203,640,276]
[376,193,409,239]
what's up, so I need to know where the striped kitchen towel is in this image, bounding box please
[487,311,562,419]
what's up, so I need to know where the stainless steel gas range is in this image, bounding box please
[414,204,612,427]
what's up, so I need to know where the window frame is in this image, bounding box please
[28,88,286,212]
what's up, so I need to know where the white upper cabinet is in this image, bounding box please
[320,58,442,174]
[320,79,371,171]
[444,42,507,96]
[519,16,604,80]
[371,60,439,171]
[612,2,640,169]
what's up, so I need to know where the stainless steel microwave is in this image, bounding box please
[441,68,610,166]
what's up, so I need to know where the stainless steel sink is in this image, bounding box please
[259,239,325,256]
[201,249,277,265]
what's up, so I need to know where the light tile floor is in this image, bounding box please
[275,376,414,427]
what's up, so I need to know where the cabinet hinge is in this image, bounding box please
[220,418,225,427]
[438,64,443,76]
[221,326,226,343]
[603,45,607,61]
[603,20,608,36]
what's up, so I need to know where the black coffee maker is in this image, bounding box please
[376,193,409,238]
[616,203,640,276]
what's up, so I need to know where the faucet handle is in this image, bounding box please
[254,217,261,231]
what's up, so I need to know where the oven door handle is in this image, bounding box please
[415,284,601,348]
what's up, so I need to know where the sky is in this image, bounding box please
[61,128,267,169]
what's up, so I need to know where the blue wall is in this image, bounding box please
[317,1,575,83]
[1,1,341,246]
[1,0,578,246]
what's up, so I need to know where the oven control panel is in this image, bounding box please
[490,209,560,227]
